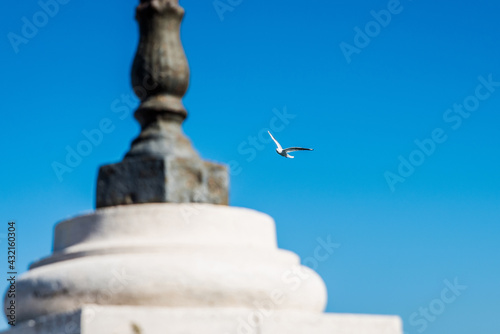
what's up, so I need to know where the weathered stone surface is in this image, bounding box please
[96,157,228,207]
[96,0,229,208]
[131,0,189,122]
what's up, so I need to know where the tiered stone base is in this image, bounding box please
[3,203,403,333]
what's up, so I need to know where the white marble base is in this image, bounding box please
[4,203,403,333]
[3,305,402,334]
[11,204,326,323]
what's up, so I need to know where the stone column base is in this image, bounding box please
[3,305,402,334]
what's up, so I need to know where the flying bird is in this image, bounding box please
[268,131,313,159]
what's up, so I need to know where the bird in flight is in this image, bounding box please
[268,131,313,159]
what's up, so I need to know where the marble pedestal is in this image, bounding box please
[3,204,403,333]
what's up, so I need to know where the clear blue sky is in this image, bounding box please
[1,0,499,332]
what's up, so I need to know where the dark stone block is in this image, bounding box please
[96,156,228,208]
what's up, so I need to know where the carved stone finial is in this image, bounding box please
[131,0,189,126]
[96,0,228,208]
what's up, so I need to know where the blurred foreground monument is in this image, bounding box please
[4,1,402,333]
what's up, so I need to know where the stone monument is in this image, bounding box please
[95,0,228,208]
[3,1,403,333]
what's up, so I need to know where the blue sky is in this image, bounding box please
[1,0,500,332]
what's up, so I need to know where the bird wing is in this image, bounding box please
[268,131,282,151]
[283,147,314,153]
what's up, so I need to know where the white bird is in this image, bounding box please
[268,131,313,159]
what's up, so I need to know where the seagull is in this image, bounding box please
[268,131,313,159]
